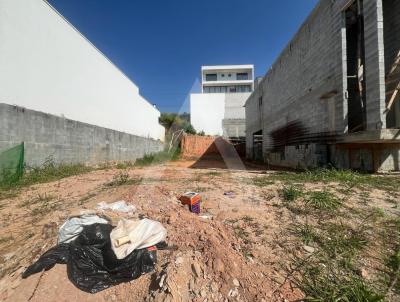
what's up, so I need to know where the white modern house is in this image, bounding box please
[0,0,165,142]
[190,65,254,137]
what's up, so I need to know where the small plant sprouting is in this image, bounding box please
[305,190,342,210]
[105,172,141,187]
[280,185,303,202]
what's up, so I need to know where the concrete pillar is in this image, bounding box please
[364,0,387,129]
[340,16,349,133]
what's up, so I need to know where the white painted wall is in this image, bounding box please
[0,0,164,141]
[190,94,225,135]
[190,92,250,136]
[225,93,251,119]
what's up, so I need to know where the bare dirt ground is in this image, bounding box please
[0,158,399,301]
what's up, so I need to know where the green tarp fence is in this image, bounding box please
[0,143,24,184]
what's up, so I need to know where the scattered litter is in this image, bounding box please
[97,200,136,213]
[58,214,109,244]
[179,192,201,214]
[110,218,167,259]
[303,245,315,253]
[23,223,164,293]
[199,214,212,220]
[224,191,235,198]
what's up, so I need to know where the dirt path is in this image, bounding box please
[0,159,399,301]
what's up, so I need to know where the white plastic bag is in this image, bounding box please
[58,214,109,244]
[110,219,167,259]
[97,201,136,213]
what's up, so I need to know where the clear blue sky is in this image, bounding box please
[48,0,318,113]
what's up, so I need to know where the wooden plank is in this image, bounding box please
[388,51,400,75]
[386,82,400,111]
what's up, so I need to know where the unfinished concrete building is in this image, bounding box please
[245,0,400,172]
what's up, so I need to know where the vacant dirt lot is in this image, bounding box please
[0,158,399,301]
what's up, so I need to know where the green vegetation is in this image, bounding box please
[305,190,342,210]
[280,185,303,202]
[291,223,318,245]
[159,112,196,135]
[286,200,400,301]
[204,171,222,177]
[105,172,142,187]
[134,148,181,167]
[252,177,275,187]
[299,270,384,302]
[276,169,400,191]
[0,158,95,200]
[116,161,135,169]
[290,220,382,301]
[253,168,400,191]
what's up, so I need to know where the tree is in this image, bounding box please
[159,113,196,135]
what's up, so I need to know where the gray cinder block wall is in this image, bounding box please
[245,0,400,172]
[223,93,251,138]
[0,104,164,167]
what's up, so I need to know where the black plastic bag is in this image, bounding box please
[22,223,158,293]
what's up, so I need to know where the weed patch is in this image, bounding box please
[105,172,142,187]
[251,176,275,187]
[116,161,135,169]
[270,169,400,191]
[134,148,180,167]
[305,191,342,210]
[296,260,384,302]
[0,158,96,198]
[291,223,318,245]
[204,171,221,177]
[280,185,303,202]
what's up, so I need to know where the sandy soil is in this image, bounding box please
[0,159,398,302]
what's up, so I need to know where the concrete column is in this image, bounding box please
[340,16,349,133]
[364,0,387,129]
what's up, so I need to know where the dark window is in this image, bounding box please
[221,74,225,77]
[237,73,249,80]
[205,74,217,81]
[228,74,232,77]
[229,86,236,93]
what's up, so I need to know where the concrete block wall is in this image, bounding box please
[0,104,164,167]
[245,88,263,159]
[245,0,399,171]
[332,144,400,172]
[363,0,386,130]
[246,0,348,155]
[266,144,328,169]
[0,0,165,141]
[222,119,246,138]
[223,93,250,138]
